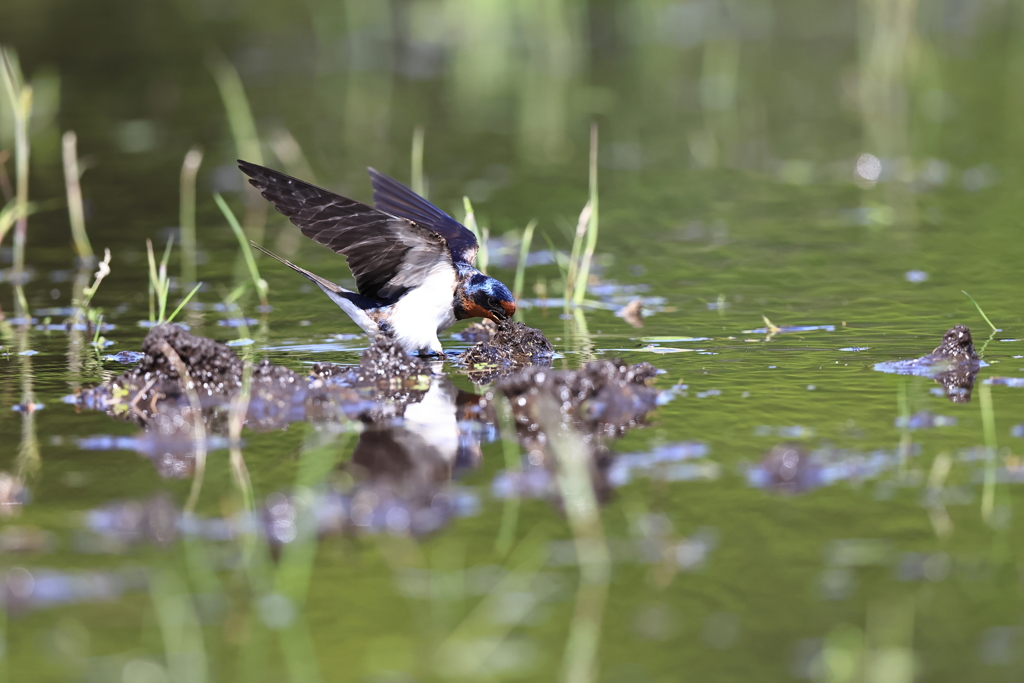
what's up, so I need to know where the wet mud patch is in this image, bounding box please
[71,323,667,529]
[74,325,438,477]
[457,319,554,382]
[487,358,663,502]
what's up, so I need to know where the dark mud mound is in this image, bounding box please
[135,323,246,396]
[458,320,554,382]
[873,324,984,403]
[486,358,661,503]
[930,324,980,362]
[498,358,659,436]
[76,326,434,432]
[311,336,433,406]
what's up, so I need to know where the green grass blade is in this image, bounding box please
[573,123,599,306]
[463,196,488,273]
[61,131,93,260]
[411,124,425,197]
[0,198,41,245]
[209,55,262,166]
[541,230,568,284]
[167,282,203,324]
[512,219,537,301]
[215,193,268,307]
[146,238,158,322]
[962,290,998,332]
[179,147,203,285]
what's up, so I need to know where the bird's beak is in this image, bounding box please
[499,300,516,320]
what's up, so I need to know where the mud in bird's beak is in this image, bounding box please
[498,300,516,320]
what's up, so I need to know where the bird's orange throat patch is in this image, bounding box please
[458,296,495,322]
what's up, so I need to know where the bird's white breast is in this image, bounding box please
[387,263,457,354]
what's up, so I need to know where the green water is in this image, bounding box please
[4,1,1024,681]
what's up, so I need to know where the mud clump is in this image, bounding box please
[489,358,662,504]
[928,324,979,362]
[458,320,554,381]
[873,324,983,403]
[134,324,245,396]
[497,358,659,437]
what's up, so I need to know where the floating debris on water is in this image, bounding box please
[754,425,816,439]
[103,350,146,364]
[745,324,836,334]
[616,297,645,328]
[746,444,901,494]
[985,377,1024,388]
[894,411,957,429]
[607,442,712,487]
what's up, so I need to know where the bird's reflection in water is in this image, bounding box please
[349,376,482,498]
[74,328,664,541]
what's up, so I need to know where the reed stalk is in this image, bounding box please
[209,56,262,166]
[572,123,599,306]
[512,219,537,302]
[411,125,426,197]
[209,54,266,246]
[179,147,203,286]
[147,238,201,324]
[214,193,269,308]
[980,382,998,526]
[1,48,30,280]
[61,131,93,260]
[463,196,489,274]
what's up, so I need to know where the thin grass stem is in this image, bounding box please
[215,193,269,308]
[411,125,425,197]
[166,282,203,324]
[494,396,522,557]
[179,147,203,285]
[565,201,592,309]
[463,196,488,274]
[209,55,262,165]
[1,49,30,279]
[158,236,175,323]
[61,131,93,260]
[980,382,998,525]
[513,219,537,302]
[572,123,600,306]
[962,290,998,332]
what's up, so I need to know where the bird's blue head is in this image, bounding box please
[455,272,516,322]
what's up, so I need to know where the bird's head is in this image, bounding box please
[456,274,516,322]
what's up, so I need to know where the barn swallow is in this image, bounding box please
[238,160,515,356]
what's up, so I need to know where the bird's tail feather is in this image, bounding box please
[249,241,349,294]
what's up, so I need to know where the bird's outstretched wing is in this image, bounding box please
[239,160,454,302]
[368,168,479,265]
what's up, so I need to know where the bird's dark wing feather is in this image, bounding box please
[368,167,479,265]
[239,160,453,302]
